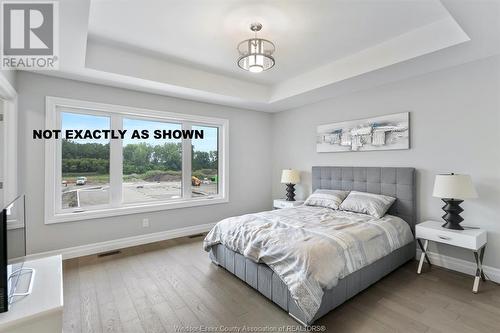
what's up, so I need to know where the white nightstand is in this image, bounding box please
[416,220,487,293]
[273,199,304,209]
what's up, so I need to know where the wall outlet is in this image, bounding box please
[142,218,150,228]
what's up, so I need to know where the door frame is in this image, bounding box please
[0,73,18,207]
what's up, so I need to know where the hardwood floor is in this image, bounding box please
[62,235,500,333]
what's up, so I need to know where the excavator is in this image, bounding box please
[191,176,201,186]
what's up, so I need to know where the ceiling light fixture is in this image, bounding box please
[237,23,275,73]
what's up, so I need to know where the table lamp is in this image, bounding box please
[432,173,478,230]
[281,169,300,201]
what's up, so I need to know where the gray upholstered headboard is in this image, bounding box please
[312,167,416,231]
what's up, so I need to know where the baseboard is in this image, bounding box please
[416,249,500,283]
[26,222,216,260]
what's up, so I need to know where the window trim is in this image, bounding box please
[45,96,229,224]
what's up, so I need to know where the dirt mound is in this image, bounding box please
[144,173,181,182]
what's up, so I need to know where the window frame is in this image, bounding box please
[45,96,229,224]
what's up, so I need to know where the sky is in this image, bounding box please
[61,112,218,152]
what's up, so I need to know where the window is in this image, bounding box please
[122,118,182,204]
[61,112,110,210]
[45,97,228,224]
[192,125,218,198]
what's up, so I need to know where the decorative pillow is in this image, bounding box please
[304,190,350,210]
[339,191,396,218]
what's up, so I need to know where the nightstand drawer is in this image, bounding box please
[274,200,287,209]
[417,227,473,248]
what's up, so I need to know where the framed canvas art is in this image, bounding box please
[317,112,409,152]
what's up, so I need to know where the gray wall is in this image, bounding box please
[17,72,273,254]
[271,56,500,269]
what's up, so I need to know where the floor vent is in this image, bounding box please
[97,250,122,257]
[188,233,205,238]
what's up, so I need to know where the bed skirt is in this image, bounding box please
[209,240,416,325]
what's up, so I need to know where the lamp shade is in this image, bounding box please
[281,169,300,184]
[432,174,478,199]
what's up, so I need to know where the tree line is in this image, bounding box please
[62,139,217,175]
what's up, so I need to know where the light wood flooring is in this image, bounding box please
[62,235,500,333]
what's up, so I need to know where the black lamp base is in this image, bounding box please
[285,183,296,201]
[441,198,464,230]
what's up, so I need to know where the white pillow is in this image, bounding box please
[304,190,350,210]
[339,191,396,218]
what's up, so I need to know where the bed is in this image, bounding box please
[204,166,416,325]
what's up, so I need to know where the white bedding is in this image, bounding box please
[203,205,414,323]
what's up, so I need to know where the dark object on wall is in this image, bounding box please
[433,173,478,230]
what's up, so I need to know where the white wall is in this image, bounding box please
[0,70,16,95]
[17,72,273,254]
[271,55,500,269]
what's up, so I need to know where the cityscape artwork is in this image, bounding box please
[317,112,409,152]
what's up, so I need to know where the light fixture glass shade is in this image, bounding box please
[281,169,300,184]
[432,174,478,199]
[237,24,275,73]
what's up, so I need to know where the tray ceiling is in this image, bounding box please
[33,0,500,111]
[87,0,452,85]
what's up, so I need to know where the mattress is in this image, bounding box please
[204,205,414,323]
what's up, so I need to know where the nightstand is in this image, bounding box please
[416,220,487,293]
[273,199,304,209]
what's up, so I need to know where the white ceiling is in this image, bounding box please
[36,0,500,112]
[88,0,451,85]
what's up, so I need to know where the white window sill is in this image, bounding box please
[45,196,228,224]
